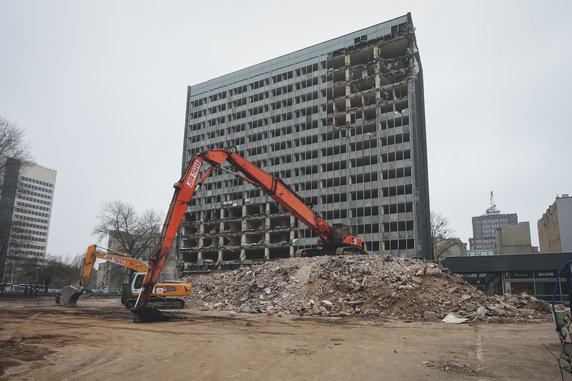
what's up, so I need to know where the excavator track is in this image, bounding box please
[125,297,185,310]
[334,246,368,256]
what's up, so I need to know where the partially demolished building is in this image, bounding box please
[180,13,430,269]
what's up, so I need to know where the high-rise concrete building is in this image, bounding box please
[180,13,430,268]
[0,158,56,282]
[469,193,517,253]
[538,194,572,252]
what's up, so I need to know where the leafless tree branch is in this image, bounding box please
[0,116,33,174]
[430,211,461,260]
[93,200,162,260]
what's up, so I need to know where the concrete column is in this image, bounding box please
[264,247,270,261]
[240,248,246,262]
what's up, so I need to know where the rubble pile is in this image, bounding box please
[183,255,550,322]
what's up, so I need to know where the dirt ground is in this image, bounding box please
[0,297,567,380]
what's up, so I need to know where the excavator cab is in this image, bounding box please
[124,272,190,309]
[330,223,365,254]
[133,273,145,290]
[332,224,350,243]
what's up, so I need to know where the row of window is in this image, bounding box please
[13,229,47,236]
[11,234,46,243]
[20,176,54,188]
[190,63,322,108]
[186,203,413,223]
[187,199,413,221]
[14,208,50,218]
[194,172,412,202]
[198,116,321,140]
[11,243,45,250]
[384,239,415,250]
[184,217,414,237]
[13,221,48,230]
[191,131,410,164]
[16,201,50,211]
[19,189,52,200]
[14,214,49,225]
[195,133,408,161]
[189,91,322,132]
[20,182,53,194]
[201,165,412,190]
[9,249,43,256]
[191,93,406,134]
[190,82,322,121]
[17,195,51,206]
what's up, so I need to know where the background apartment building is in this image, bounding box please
[0,158,56,282]
[180,13,430,268]
[538,194,572,252]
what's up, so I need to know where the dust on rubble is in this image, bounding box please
[184,255,550,322]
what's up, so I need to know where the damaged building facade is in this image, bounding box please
[179,13,430,269]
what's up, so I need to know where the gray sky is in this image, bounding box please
[1,0,571,258]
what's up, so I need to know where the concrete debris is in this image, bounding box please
[423,360,489,377]
[183,255,550,322]
[441,313,468,324]
[286,347,312,355]
[476,306,488,317]
[423,311,437,320]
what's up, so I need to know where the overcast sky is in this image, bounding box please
[1,0,571,259]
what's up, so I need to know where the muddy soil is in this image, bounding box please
[0,298,566,380]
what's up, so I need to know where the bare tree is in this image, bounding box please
[0,116,32,177]
[93,201,163,291]
[0,116,33,286]
[430,212,460,260]
[431,212,451,241]
[93,200,162,260]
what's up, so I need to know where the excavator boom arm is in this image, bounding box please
[135,156,206,311]
[78,245,149,288]
[61,245,153,308]
[208,150,334,240]
[134,149,357,317]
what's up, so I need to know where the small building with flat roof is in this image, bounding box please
[442,252,572,302]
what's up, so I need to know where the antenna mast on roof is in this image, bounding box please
[486,191,500,215]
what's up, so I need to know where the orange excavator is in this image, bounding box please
[60,244,191,308]
[133,148,365,322]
